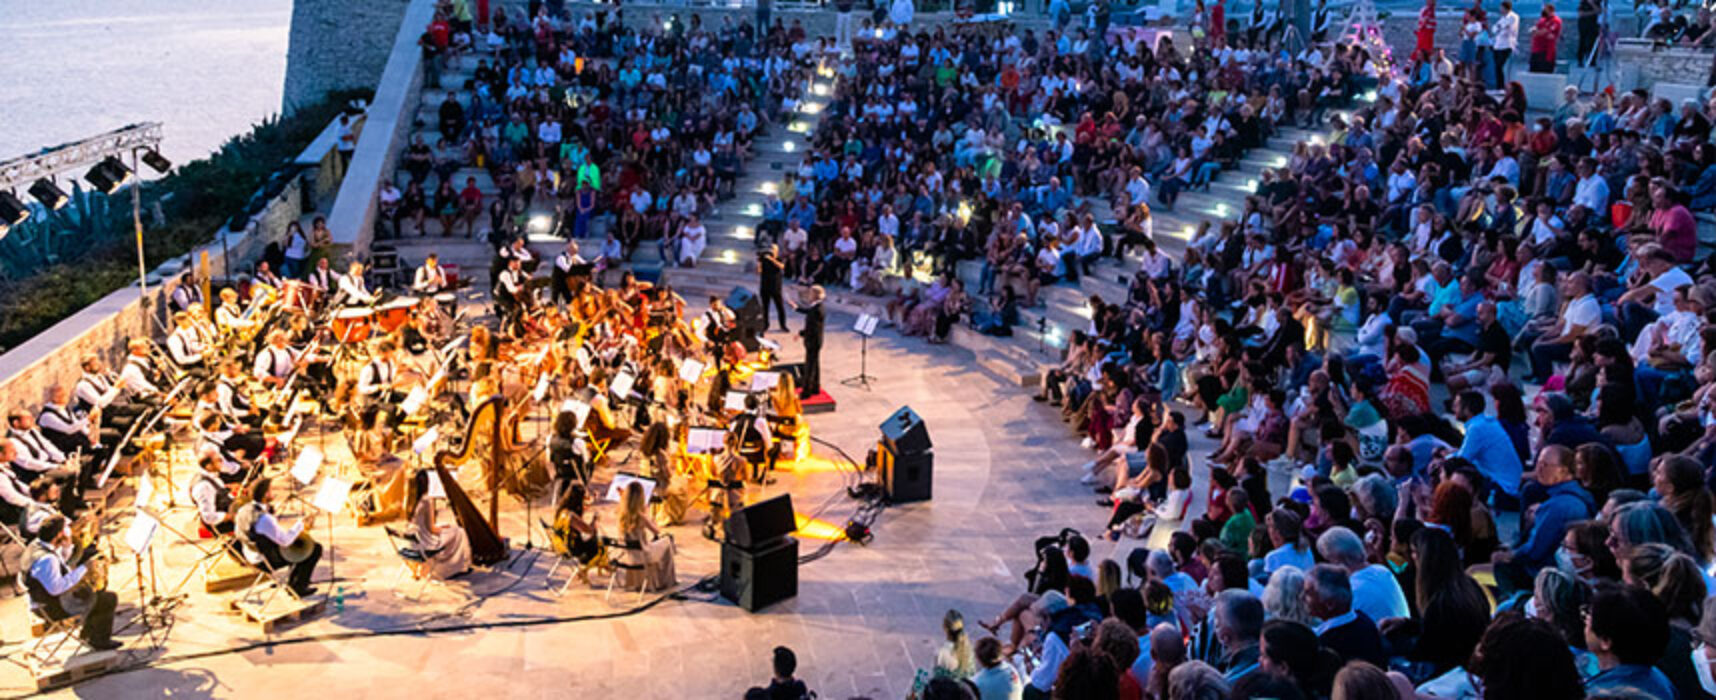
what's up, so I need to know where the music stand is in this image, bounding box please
[841,313,880,390]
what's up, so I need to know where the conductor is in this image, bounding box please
[791,285,825,399]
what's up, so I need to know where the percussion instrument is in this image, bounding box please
[377,297,419,333]
[434,292,457,305]
[332,308,375,343]
[442,264,462,289]
[282,280,320,310]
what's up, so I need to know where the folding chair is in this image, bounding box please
[602,537,651,605]
[24,612,84,666]
[540,519,608,596]
[231,535,302,612]
[383,527,442,601]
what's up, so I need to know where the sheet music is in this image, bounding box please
[751,371,780,391]
[678,358,706,383]
[560,399,591,426]
[401,385,429,417]
[611,370,635,400]
[575,346,594,373]
[724,391,748,411]
[291,446,323,486]
[413,426,440,455]
[533,372,552,402]
[314,478,353,513]
[426,470,447,500]
[136,471,154,507]
[604,472,657,503]
[855,314,880,336]
[686,427,725,454]
[758,337,782,352]
[125,510,159,555]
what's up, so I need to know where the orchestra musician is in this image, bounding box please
[118,339,168,405]
[194,399,266,468]
[412,253,450,296]
[0,442,51,526]
[214,288,258,339]
[166,311,212,380]
[495,257,531,336]
[190,453,237,534]
[233,477,321,597]
[20,481,60,540]
[253,330,305,389]
[402,470,472,580]
[39,385,110,469]
[584,370,632,454]
[339,261,379,307]
[307,258,338,300]
[7,410,86,513]
[24,515,120,650]
[214,360,264,428]
[493,237,537,289]
[358,339,409,424]
[74,354,139,430]
[169,271,204,314]
[254,260,284,290]
[732,394,778,486]
[551,241,586,307]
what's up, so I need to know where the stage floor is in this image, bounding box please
[7,313,1138,698]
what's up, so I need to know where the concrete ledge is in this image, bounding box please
[1517,72,1569,112]
[325,0,437,257]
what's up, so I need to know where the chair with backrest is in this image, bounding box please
[383,526,442,600]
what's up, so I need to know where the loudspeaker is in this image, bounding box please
[879,405,932,455]
[720,537,799,612]
[726,286,764,351]
[724,493,797,550]
[879,446,934,503]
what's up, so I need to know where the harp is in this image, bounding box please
[431,395,509,566]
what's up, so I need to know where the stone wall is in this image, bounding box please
[0,117,353,410]
[284,0,415,115]
[1615,40,1716,91]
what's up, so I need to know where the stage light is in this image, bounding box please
[760,181,778,196]
[1214,203,1229,217]
[85,156,133,194]
[0,191,30,227]
[29,179,68,210]
[1181,225,1196,238]
[795,514,850,542]
[744,203,762,217]
[789,121,810,133]
[529,214,551,232]
[798,101,824,115]
[782,140,796,153]
[140,149,173,173]
[734,225,754,239]
[1247,179,1258,193]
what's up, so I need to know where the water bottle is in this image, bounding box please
[334,585,345,613]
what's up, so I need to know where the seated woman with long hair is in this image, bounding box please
[403,469,472,580]
[618,480,675,591]
[550,483,605,584]
[977,545,1070,652]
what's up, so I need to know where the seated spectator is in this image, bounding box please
[1306,564,1387,668]
[1584,583,1677,700]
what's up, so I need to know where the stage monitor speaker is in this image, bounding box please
[879,405,932,455]
[720,537,799,612]
[726,286,765,351]
[879,447,934,503]
[724,493,797,550]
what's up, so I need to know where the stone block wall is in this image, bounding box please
[284,0,415,115]
[1615,40,1715,91]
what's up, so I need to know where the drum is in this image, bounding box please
[283,280,320,310]
[377,297,419,333]
[332,308,374,343]
[434,292,457,305]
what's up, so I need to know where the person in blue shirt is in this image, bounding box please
[1489,444,1593,597]
[1414,270,1487,367]
[1453,390,1525,499]
[1584,583,1679,700]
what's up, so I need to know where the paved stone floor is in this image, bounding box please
[4,312,1204,699]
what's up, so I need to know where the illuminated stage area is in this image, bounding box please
[5,318,1096,699]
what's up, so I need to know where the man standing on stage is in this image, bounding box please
[758,244,788,333]
[792,286,825,399]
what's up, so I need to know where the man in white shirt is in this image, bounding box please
[338,262,378,307]
[166,312,209,378]
[118,340,166,403]
[24,516,120,649]
[1528,272,1599,383]
[190,453,237,534]
[234,477,320,596]
[1616,244,1694,340]
[550,242,585,306]
[412,253,449,296]
[1317,527,1410,623]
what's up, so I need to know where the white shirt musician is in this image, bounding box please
[358,342,401,401]
[556,248,586,274]
[214,289,256,335]
[0,450,44,515]
[8,416,67,474]
[413,255,450,295]
[170,273,204,313]
[253,333,303,386]
[118,341,164,401]
[74,357,125,413]
[190,457,236,532]
[37,394,94,449]
[499,240,536,265]
[339,262,378,306]
[255,261,284,290]
[497,262,529,302]
[307,259,337,294]
[167,315,207,368]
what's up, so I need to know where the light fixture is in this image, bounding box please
[0,191,30,227]
[85,156,133,194]
[140,149,172,173]
[28,179,68,210]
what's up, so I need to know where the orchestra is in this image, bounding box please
[0,231,816,657]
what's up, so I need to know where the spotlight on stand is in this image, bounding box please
[0,191,31,228]
[140,149,173,174]
[28,179,68,210]
[84,156,133,194]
